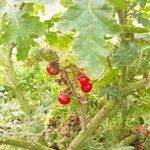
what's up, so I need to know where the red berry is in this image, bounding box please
[46,64,60,75]
[78,75,90,86]
[81,82,92,93]
[58,94,71,105]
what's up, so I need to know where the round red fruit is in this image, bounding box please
[81,82,92,93]
[78,75,90,86]
[58,94,71,105]
[46,64,60,75]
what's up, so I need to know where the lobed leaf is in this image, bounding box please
[0,1,47,60]
[58,0,121,76]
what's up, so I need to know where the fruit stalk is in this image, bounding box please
[62,68,87,129]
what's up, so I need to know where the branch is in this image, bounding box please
[6,44,32,115]
[118,134,138,146]
[125,79,147,94]
[63,68,87,129]
[68,79,149,150]
[123,26,150,33]
[0,136,51,150]
[68,100,118,150]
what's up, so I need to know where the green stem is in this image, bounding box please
[6,44,32,115]
[118,7,128,87]
[123,26,150,33]
[0,136,51,150]
[125,79,147,94]
[68,79,148,150]
[68,100,118,150]
[118,134,138,146]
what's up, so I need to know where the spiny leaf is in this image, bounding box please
[112,41,140,67]
[57,0,121,76]
[99,83,124,100]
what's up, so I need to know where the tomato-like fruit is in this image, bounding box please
[81,82,92,93]
[46,64,60,75]
[58,94,71,105]
[78,75,90,86]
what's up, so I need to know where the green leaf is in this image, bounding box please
[0,1,7,30]
[112,41,140,67]
[0,1,47,60]
[46,32,73,50]
[135,13,150,28]
[110,0,125,11]
[94,68,118,89]
[138,0,147,7]
[60,0,74,7]
[99,83,124,100]
[23,3,45,16]
[57,0,121,76]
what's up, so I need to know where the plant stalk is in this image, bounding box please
[6,44,32,114]
[68,79,148,150]
[0,136,51,150]
[118,134,138,146]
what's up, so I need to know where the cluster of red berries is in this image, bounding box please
[78,75,92,93]
[46,63,92,105]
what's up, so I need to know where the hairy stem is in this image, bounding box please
[118,5,128,87]
[6,44,32,114]
[118,134,138,146]
[0,136,51,150]
[68,79,148,150]
[68,100,118,150]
